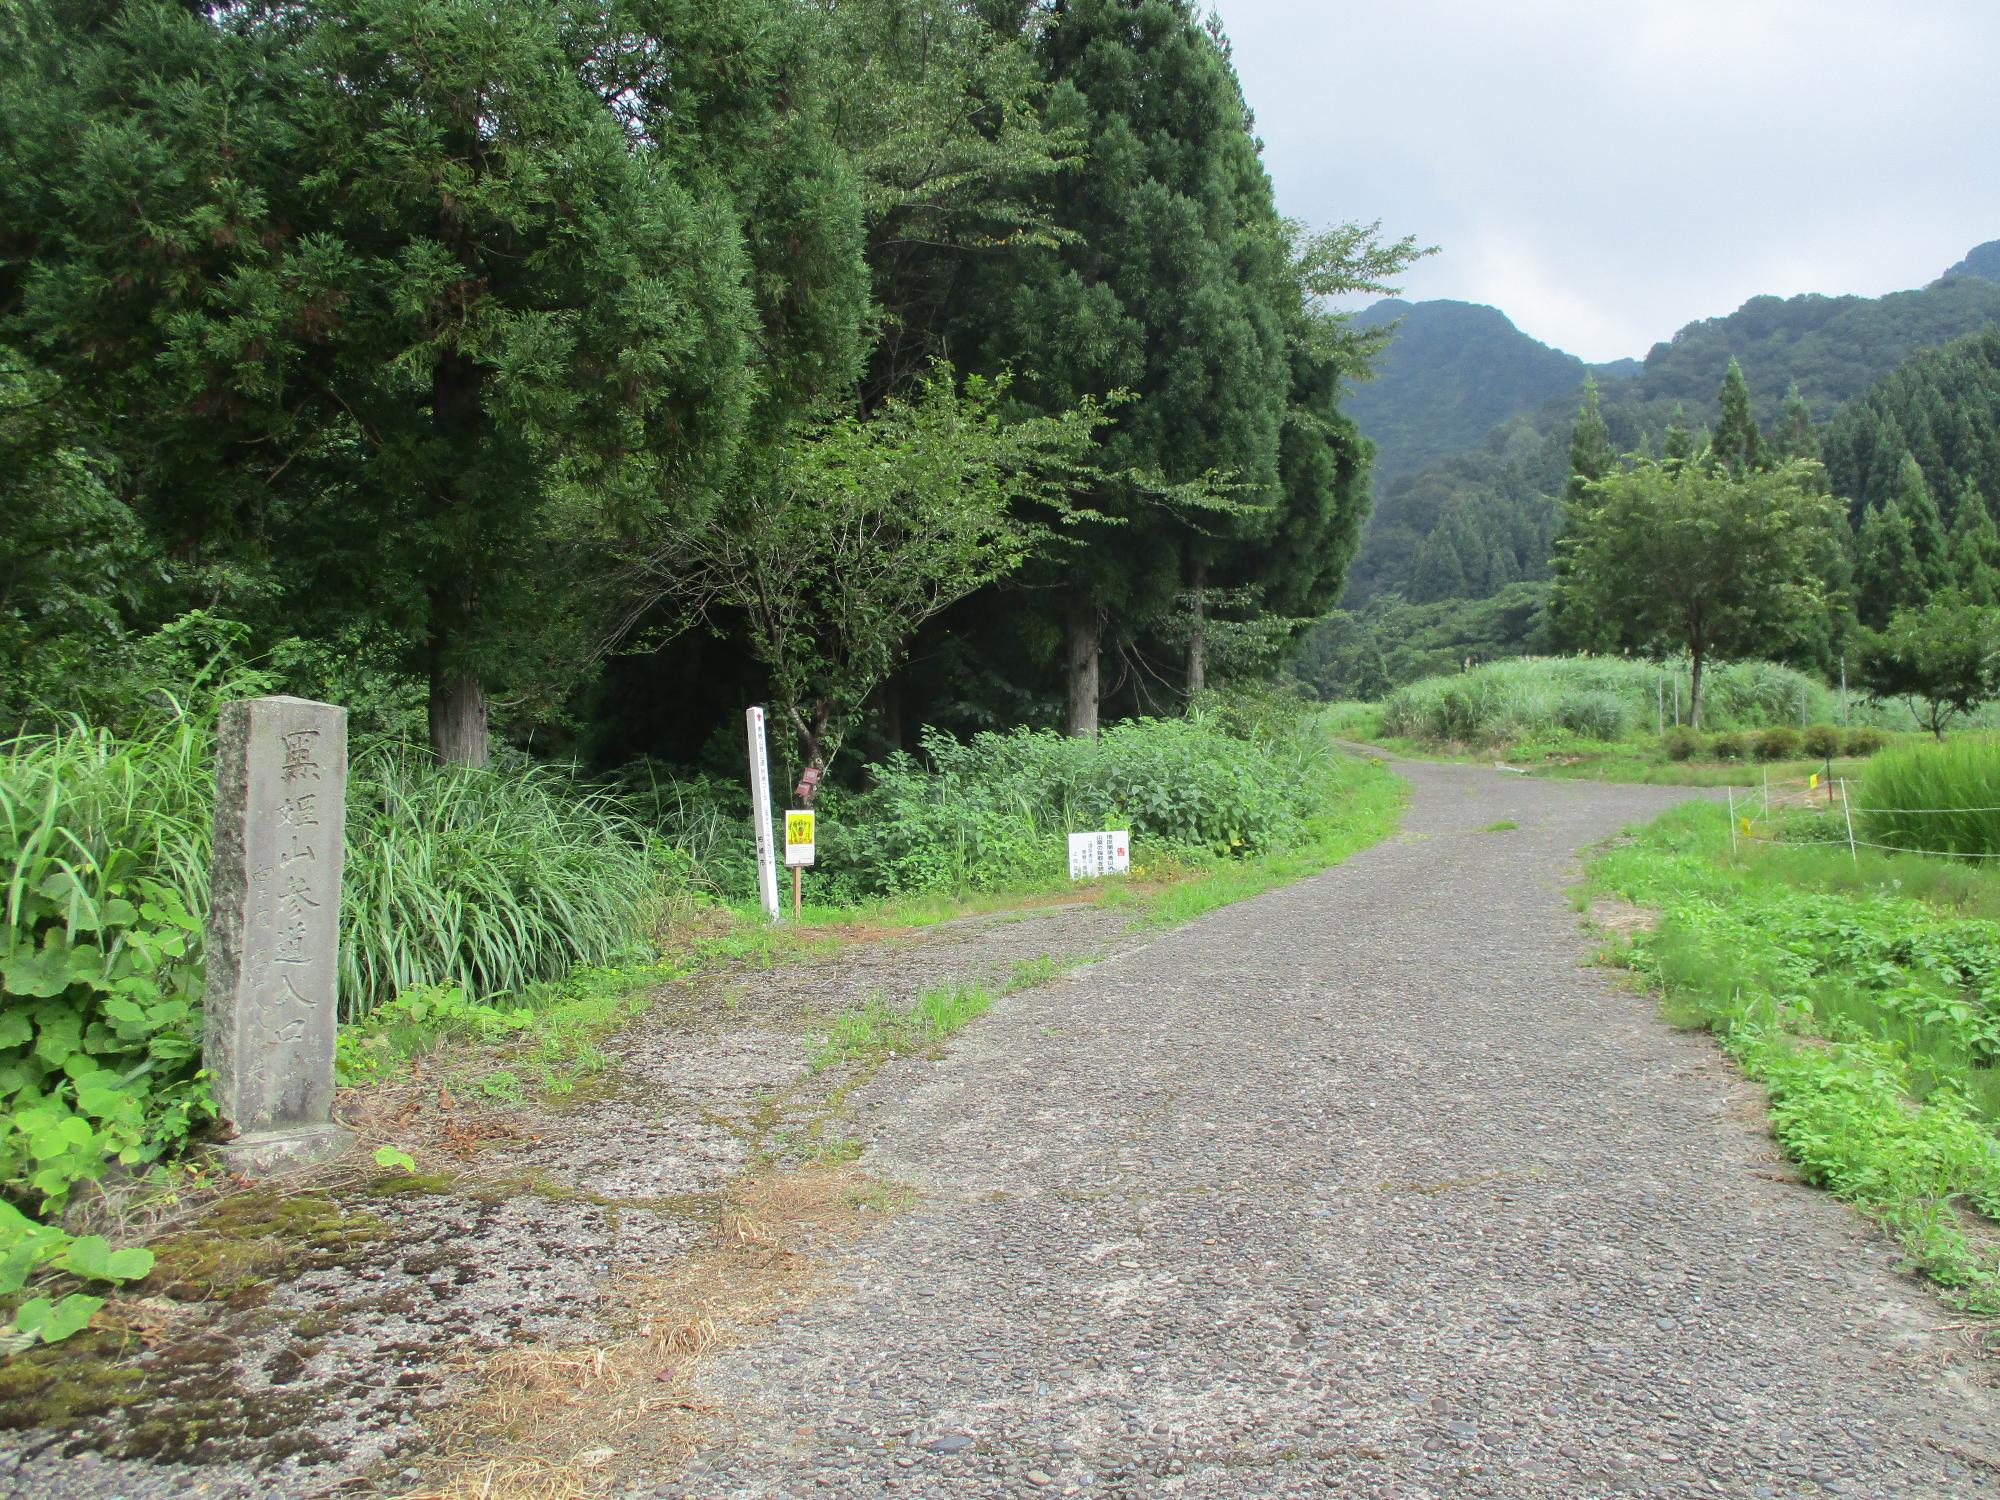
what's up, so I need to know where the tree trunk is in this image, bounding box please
[1687,649,1705,732]
[1065,602,1101,739]
[877,677,904,755]
[428,665,489,768]
[1186,559,1207,697]
[427,347,489,767]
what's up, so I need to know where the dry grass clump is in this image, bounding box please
[393,1166,910,1500]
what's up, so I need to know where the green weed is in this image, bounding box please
[1590,801,2000,1310]
[808,982,996,1072]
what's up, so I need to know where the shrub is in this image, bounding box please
[1844,726,1887,757]
[1857,738,2000,861]
[1555,690,1630,740]
[1754,726,1801,762]
[1378,656,1835,746]
[835,708,1349,897]
[1710,732,1745,761]
[1660,727,1703,761]
[1802,724,1842,759]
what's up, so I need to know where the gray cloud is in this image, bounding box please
[1215,0,2000,360]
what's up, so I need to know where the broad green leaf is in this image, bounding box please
[103,1247,154,1281]
[3,943,71,1000]
[59,1233,111,1279]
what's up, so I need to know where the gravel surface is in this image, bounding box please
[0,902,1140,1500]
[667,759,2000,1499]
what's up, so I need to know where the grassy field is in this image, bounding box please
[1588,801,2000,1311]
[1327,655,1994,789]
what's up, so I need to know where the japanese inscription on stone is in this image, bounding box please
[203,697,348,1154]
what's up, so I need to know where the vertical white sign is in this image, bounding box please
[745,706,782,921]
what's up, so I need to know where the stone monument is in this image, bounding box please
[203,696,352,1173]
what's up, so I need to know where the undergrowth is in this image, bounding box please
[1589,802,2000,1310]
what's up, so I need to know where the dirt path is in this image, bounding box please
[666,761,2000,1499]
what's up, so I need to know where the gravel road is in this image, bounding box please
[667,758,2000,1499]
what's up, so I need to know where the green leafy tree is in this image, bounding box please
[1552,460,1838,726]
[1854,595,2000,739]
[645,374,1103,782]
[810,0,1077,408]
[1707,357,1770,476]
[2,0,869,764]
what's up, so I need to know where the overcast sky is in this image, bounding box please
[1214,0,2000,362]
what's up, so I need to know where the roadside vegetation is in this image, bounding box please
[1588,741,2000,1311]
[1,676,1396,1345]
[1330,650,1997,787]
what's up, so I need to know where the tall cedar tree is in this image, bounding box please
[967,0,1290,734]
[1854,500,1926,628]
[1893,452,1953,591]
[1194,220,1427,688]
[1773,382,1818,461]
[1708,357,1769,476]
[0,0,868,764]
[1949,480,2000,604]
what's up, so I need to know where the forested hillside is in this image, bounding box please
[1342,244,2000,611]
[1339,300,1588,483]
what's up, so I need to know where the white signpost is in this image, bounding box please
[745,706,782,922]
[1067,830,1131,880]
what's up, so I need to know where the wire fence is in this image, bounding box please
[1726,772,2000,864]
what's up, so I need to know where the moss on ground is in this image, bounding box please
[147,1190,389,1307]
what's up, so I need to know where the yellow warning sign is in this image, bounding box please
[784,810,816,867]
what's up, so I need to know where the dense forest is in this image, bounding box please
[1294,252,2000,699]
[1344,245,2000,612]
[0,0,1418,786]
[1339,299,1600,484]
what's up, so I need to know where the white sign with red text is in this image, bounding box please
[1067,830,1130,880]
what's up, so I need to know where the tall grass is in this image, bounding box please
[0,713,213,942]
[1380,656,1839,745]
[340,752,662,1015]
[1,711,669,1024]
[1857,737,2000,862]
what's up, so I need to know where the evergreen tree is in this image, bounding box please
[1949,480,2000,604]
[1707,357,1769,476]
[1854,501,1926,627]
[963,0,1291,734]
[2,0,870,764]
[1662,404,1697,468]
[1894,452,1953,591]
[1565,376,1613,502]
[1408,524,1470,603]
[1774,382,1819,462]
